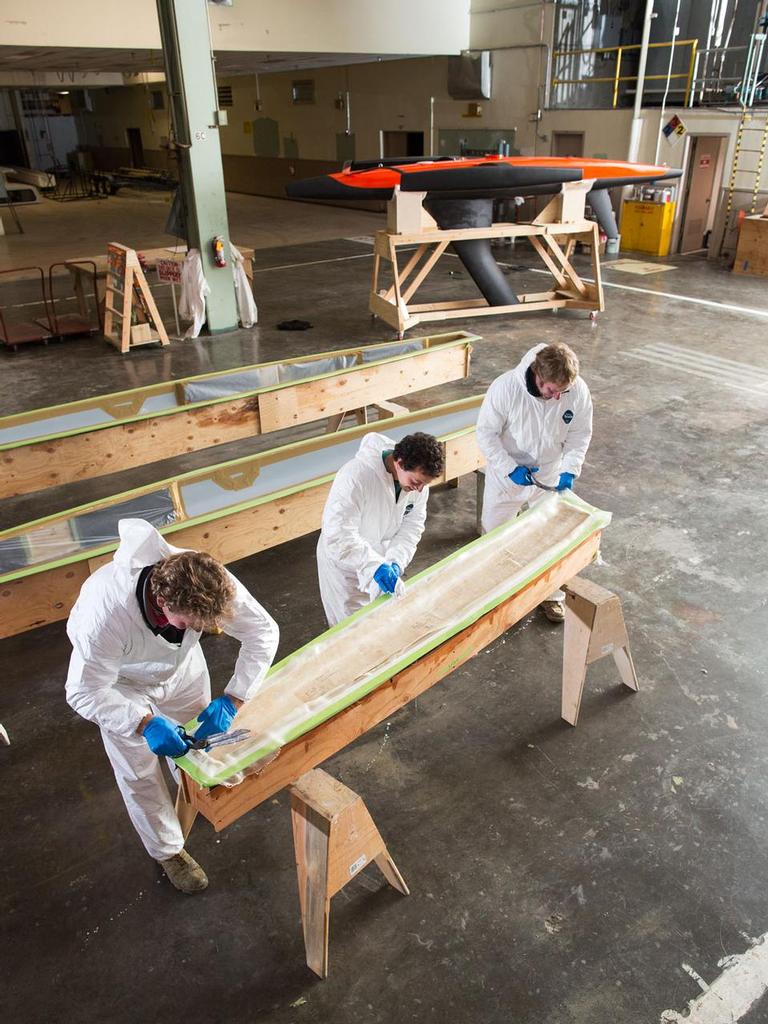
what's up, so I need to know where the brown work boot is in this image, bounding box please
[541,600,565,624]
[158,849,208,893]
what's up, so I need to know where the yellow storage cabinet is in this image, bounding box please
[620,200,676,256]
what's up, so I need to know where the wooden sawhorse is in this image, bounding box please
[562,575,639,725]
[176,766,408,979]
[290,769,408,978]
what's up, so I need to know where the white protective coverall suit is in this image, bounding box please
[316,432,430,626]
[65,519,279,861]
[476,344,593,600]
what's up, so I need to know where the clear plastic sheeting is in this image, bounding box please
[177,493,611,788]
[183,366,280,403]
[0,518,81,575]
[0,393,178,447]
[0,490,177,575]
[360,340,424,362]
[69,491,177,545]
[276,355,357,384]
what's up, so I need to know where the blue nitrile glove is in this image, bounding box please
[509,464,539,486]
[373,562,402,595]
[556,472,575,491]
[194,695,237,741]
[143,715,191,758]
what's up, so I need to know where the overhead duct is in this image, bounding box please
[448,51,491,99]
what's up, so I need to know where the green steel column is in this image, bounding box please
[156,0,238,333]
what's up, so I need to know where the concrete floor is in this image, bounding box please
[2,194,768,1023]
[0,188,384,270]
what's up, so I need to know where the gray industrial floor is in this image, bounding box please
[2,194,768,1023]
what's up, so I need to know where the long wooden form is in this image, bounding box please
[0,395,484,639]
[184,529,603,831]
[0,331,475,499]
[370,184,605,336]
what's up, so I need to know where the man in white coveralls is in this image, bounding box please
[476,341,593,622]
[317,431,445,626]
[65,519,279,894]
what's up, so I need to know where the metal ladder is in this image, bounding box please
[725,10,768,220]
[725,110,768,218]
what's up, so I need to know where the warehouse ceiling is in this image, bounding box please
[0,45,410,78]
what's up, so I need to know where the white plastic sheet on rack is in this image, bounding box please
[181,492,612,788]
[179,249,210,339]
[178,245,255,335]
[231,244,257,328]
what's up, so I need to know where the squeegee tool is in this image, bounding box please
[177,727,251,752]
[530,475,559,491]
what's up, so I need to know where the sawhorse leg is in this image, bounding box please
[289,768,409,978]
[175,772,198,840]
[561,575,639,726]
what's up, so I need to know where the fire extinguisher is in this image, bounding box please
[212,235,227,267]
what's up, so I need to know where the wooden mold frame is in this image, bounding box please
[181,527,605,832]
[0,395,485,639]
[0,330,476,500]
[370,181,606,337]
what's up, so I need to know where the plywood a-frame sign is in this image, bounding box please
[104,243,170,354]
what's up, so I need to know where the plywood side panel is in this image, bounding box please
[0,562,90,639]
[256,347,468,433]
[1,398,263,498]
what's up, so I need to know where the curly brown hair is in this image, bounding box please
[150,551,235,629]
[393,432,444,479]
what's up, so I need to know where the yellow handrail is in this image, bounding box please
[552,38,699,108]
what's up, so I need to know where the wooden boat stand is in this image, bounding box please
[176,534,638,977]
[370,181,605,337]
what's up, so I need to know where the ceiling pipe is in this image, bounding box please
[627,0,656,164]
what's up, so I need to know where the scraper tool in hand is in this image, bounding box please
[177,727,251,752]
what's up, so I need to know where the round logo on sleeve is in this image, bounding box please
[563,409,574,424]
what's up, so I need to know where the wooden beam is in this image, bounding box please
[187,531,602,831]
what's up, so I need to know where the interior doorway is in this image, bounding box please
[551,131,585,157]
[381,130,425,159]
[126,127,145,168]
[0,129,27,167]
[678,134,726,253]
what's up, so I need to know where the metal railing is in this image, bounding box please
[690,39,768,107]
[551,38,698,109]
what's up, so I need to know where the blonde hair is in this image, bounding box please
[150,551,235,629]
[532,343,579,388]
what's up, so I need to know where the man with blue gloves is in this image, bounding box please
[316,431,444,626]
[476,341,593,622]
[66,519,279,893]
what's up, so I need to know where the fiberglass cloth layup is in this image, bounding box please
[177,492,611,788]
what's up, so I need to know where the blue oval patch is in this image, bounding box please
[563,409,574,424]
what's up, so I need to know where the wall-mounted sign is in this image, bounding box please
[156,259,182,284]
[662,114,687,143]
